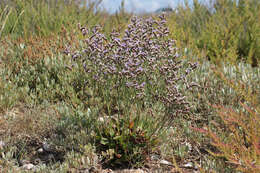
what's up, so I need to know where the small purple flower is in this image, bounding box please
[135,66,144,73]
[72,52,80,60]
[70,15,198,120]
[140,82,145,88]
[63,46,71,55]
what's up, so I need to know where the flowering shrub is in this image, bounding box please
[66,14,198,167]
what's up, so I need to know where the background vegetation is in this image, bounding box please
[0,0,259,172]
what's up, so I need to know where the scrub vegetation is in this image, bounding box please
[0,0,259,172]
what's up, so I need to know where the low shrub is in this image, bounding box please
[0,0,106,38]
[65,14,198,167]
[168,0,260,67]
[193,68,260,172]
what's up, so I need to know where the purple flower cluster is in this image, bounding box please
[71,14,197,118]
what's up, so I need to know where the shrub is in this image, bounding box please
[66,14,198,167]
[168,0,260,67]
[200,0,259,66]
[193,68,260,172]
[5,54,81,105]
[0,0,107,38]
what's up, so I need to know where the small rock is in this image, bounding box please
[22,163,35,170]
[182,162,198,169]
[183,162,193,168]
[37,148,44,153]
[159,159,173,166]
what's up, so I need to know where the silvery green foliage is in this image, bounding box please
[69,14,197,123]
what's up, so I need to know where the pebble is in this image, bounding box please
[183,162,193,168]
[22,163,35,170]
[182,162,198,169]
[159,159,173,166]
[37,148,44,153]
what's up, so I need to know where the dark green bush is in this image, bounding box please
[168,0,260,66]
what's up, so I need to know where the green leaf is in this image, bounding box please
[113,135,122,141]
[100,137,108,145]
